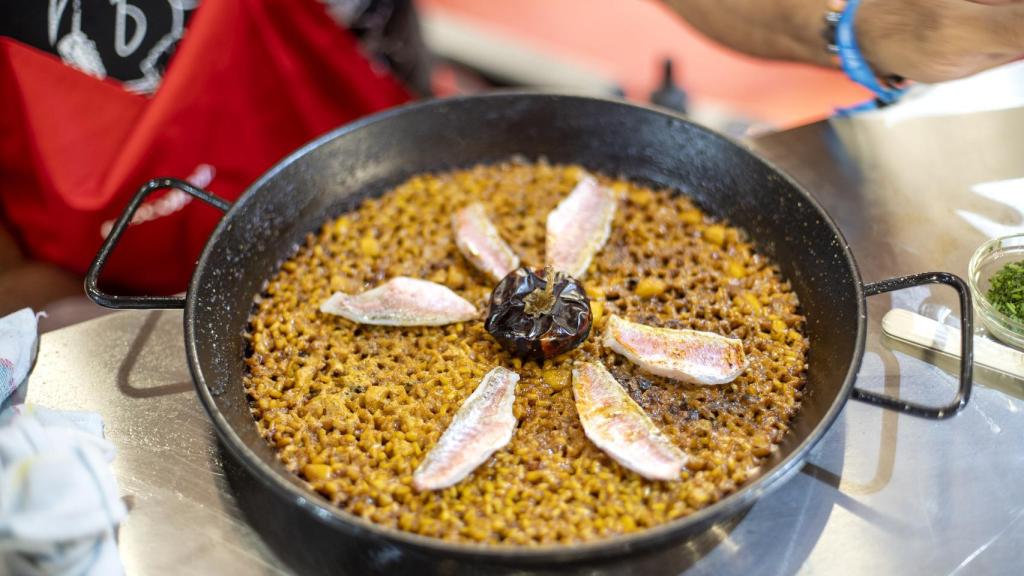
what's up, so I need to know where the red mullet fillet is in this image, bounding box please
[572,361,686,481]
[546,175,616,278]
[320,277,477,326]
[603,315,747,385]
[413,367,520,490]
[452,203,520,281]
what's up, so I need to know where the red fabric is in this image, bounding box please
[0,0,410,295]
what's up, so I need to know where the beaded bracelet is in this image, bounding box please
[824,0,907,106]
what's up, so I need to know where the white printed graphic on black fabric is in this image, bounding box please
[112,0,147,57]
[54,0,106,78]
[123,0,191,93]
[43,0,197,93]
[320,0,373,25]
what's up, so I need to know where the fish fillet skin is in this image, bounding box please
[572,361,686,481]
[603,315,748,385]
[546,175,617,279]
[413,367,520,491]
[319,277,477,326]
[452,203,520,281]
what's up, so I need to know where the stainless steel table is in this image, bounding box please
[25,106,1024,575]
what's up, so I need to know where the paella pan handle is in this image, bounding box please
[853,272,973,419]
[85,178,232,310]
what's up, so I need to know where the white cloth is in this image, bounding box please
[0,309,39,404]
[0,405,126,576]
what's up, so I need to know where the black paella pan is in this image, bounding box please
[85,94,974,574]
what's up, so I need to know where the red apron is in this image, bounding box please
[0,0,410,295]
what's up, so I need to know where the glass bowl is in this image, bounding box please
[968,233,1024,349]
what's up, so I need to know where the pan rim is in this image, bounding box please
[185,91,867,563]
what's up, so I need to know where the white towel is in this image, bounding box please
[0,406,126,575]
[0,309,40,404]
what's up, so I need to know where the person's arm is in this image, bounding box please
[0,224,81,316]
[665,0,834,69]
[664,0,1024,83]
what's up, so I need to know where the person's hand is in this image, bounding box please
[0,224,82,316]
[857,0,1024,83]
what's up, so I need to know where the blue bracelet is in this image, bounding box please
[835,0,906,105]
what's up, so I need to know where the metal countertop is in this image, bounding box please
[25,106,1024,575]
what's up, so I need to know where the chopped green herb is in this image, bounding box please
[987,261,1024,322]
